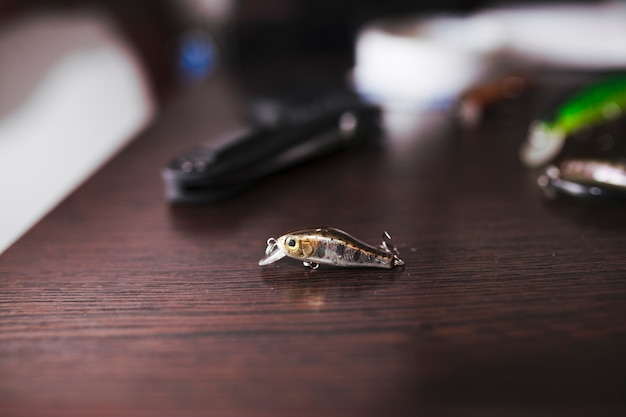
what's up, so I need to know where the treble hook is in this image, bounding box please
[380,231,399,255]
[380,231,404,267]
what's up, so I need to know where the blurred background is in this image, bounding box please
[0,0,623,253]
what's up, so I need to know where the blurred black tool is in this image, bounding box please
[162,91,381,204]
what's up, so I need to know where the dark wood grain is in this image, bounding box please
[2,70,626,417]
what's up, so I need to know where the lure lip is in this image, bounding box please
[258,237,287,266]
[520,121,565,168]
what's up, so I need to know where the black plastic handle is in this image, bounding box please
[162,92,381,204]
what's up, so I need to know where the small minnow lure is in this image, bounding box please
[521,75,626,167]
[258,227,405,269]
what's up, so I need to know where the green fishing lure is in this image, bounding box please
[521,75,626,167]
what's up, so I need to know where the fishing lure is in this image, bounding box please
[521,75,626,167]
[538,159,626,201]
[258,227,405,269]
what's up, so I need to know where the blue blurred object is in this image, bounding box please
[178,31,217,82]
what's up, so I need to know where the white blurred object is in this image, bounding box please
[353,14,504,111]
[0,13,155,255]
[183,0,235,21]
[479,2,626,68]
[353,1,626,110]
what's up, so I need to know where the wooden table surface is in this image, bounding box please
[2,69,626,417]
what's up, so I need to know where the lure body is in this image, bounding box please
[553,76,626,134]
[259,227,404,269]
[521,75,626,167]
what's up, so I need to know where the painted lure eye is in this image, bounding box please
[286,237,297,248]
